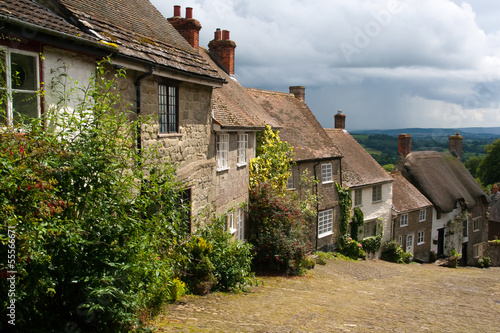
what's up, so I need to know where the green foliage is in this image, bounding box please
[382,164,395,172]
[464,156,483,179]
[249,125,294,193]
[350,207,364,241]
[192,217,254,292]
[336,182,352,250]
[248,183,312,275]
[478,138,500,186]
[340,237,366,260]
[477,256,491,268]
[381,241,412,264]
[362,235,382,255]
[313,251,334,265]
[447,248,462,268]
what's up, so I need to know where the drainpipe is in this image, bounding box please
[134,65,155,163]
[313,161,320,251]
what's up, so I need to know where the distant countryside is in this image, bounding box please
[351,127,500,191]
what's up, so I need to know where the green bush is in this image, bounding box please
[478,256,491,268]
[381,241,412,264]
[248,183,312,275]
[314,251,334,265]
[361,235,382,256]
[340,237,366,260]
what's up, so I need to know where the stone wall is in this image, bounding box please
[393,206,433,262]
[487,241,500,266]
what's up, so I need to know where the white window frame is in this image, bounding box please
[286,170,294,190]
[417,231,424,245]
[228,211,236,234]
[419,209,426,222]
[372,185,382,202]
[398,235,403,246]
[216,133,229,171]
[473,217,480,232]
[236,208,245,241]
[400,214,408,227]
[318,209,334,238]
[473,242,484,258]
[321,163,333,183]
[237,133,248,166]
[0,47,40,124]
[354,188,362,207]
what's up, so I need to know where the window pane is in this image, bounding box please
[11,53,37,91]
[13,91,37,122]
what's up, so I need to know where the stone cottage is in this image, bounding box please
[325,111,394,249]
[394,134,489,265]
[391,171,433,262]
[246,87,343,251]
[167,6,267,239]
[1,0,228,228]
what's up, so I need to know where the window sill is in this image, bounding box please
[237,162,247,168]
[318,231,333,239]
[419,220,425,223]
[229,228,237,235]
[473,229,480,232]
[217,167,230,173]
[322,180,334,185]
[158,133,182,138]
[372,200,382,204]
[400,224,408,228]
[417,242,424,246]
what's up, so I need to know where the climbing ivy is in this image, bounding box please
[336,182,352,249]
[351,206,364,241]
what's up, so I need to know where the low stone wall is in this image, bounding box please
[488,241,500,266]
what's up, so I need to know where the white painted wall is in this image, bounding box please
[430,206,463,256]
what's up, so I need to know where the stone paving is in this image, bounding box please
[151,259,500,332]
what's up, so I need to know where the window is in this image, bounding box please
[372,185,382,202]
[473,243,484,258]
[363,219,377,237]
[228,211,235,234]
[419,209,426,222]
[0,48,40,124]
[400,214,408,227]
[318,209,333,237]
[321,163,332,183]
[286,170,294,190]
[417,231,424,245]
[398,235,403,246]
[473,217,480,232]
[158,84,178,133]
[354,189,362,206]
[463,219,468,238]
[237,133,248,166]
[236,208,245,241]
[216,133,229,170]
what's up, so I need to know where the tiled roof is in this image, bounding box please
[324,128,393,188]
[391,171,432,213]
[198,49,265,129]
[0,0,97,44]
[245,88,342,162]
[1,0,222,82]
[395,151,486,213]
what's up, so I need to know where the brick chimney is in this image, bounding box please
[448,132,463,161]
[334,110,346,130]
[289,86,305,101]
[398,134,412,158]
[167,6,202,50]
[492,184,499,195]
[208,28,236,75]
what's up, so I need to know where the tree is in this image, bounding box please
[478,139,500,186]
[464,156,483,179]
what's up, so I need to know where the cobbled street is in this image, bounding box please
[152,259,500,332]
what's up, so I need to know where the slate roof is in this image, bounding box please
[395,151,486,213]
[245,88,342,162]
[391,171,432,213]
[198,49,265,130]
[324,128,393,188]
[1,0,223,82]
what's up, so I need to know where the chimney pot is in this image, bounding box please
[398,134,412,158]
[334,109,346,129]
[492,184,499,194]
[222,30,230,40]
[209,28,236,75]
[186,7,193,19]
[173,5,181,17]
[214,28,222,40]
[289,86,305,101]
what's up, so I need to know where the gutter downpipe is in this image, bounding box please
[313,161,321,252]
[134,65,155,164]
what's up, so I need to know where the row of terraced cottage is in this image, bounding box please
[3,0,498,266]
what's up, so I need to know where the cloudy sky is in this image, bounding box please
[151,0,500,131]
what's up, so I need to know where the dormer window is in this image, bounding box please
[1,47,40,124]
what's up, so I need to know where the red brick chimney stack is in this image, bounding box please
[167,6,202,50]
[334,110,346,130]
[398,134,412,158]
[289,86,305,101]
[209,28,237,75]
[449,132,464,161]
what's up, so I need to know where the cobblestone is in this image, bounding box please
[151,259,500,332]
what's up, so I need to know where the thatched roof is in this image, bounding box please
[396,151,486,213]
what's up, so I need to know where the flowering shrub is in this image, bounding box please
[340,237,366,260]
[248,183,312,275]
